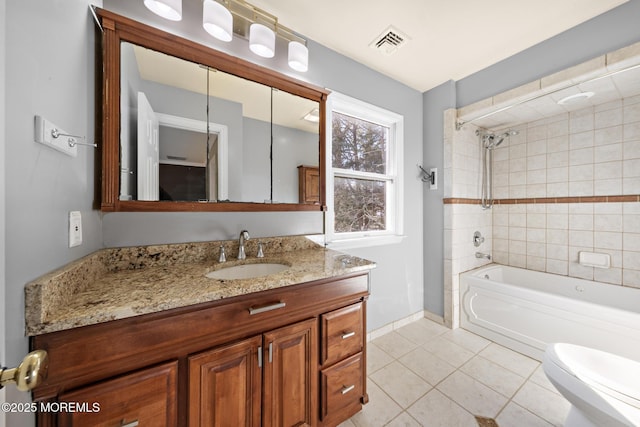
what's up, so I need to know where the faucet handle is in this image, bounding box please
[257,242,264,258]
[218,245,226,263]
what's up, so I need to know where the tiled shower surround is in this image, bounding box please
[491,97,640,286]
[443,94,640,328]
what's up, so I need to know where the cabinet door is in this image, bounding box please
[188,335,262,427]
[263,318,318,427]
[58,361,177,427]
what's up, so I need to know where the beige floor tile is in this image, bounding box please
[386,411,422,427]
[460,355,527,398]
[528,364,560,394]
[437,371,509,418]
[367,342,395,374]
[337,419,357,427]
[413,318,450,336]
[512,381,570,426]
[372,331,419,359]
[478,343,539,377]
[440,328,491,353]
[496,402,554,427]
[422,336,476,367]
[396,321,444,345]
[350,379,403,427]
[370,361,432,408]
[398,347,457,386]
[407,389,477,427]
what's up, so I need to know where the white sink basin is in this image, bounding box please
[205,263,289,280]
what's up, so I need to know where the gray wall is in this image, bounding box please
[422,0,640,317]
[102,1,425,331]
[0,0,6,424]
[4,0,103,424]
[422,80,455,316]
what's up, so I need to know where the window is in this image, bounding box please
[326,92,404,246]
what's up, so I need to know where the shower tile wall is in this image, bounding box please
[491,95,640,288]
[443,109,493,327]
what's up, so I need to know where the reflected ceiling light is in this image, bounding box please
[143,0,182,21]
[203,0,233,42]
[249,23,275,58]
[288,41,309,72]
[303,108,320,123]
[557,91,595,105]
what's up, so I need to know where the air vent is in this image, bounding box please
[369,26,409,55]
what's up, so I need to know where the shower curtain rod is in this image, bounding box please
[455,62,640,130]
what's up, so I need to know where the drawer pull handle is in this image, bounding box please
[342,331,356,339]
[341,385,355,395]
[121,421,139,427]
[248,301,286,315]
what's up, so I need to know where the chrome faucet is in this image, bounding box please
[475,252,491,260]
[238,230,250,260]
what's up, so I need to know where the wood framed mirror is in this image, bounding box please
[95,7,328,212]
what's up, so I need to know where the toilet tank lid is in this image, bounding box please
[546,343,640,406]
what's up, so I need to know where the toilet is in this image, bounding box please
[543,343,640,427]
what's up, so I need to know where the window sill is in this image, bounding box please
[325,234,406,250]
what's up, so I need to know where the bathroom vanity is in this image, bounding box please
[26,237,374,426]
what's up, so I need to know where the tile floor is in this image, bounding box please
[340,318,571,427]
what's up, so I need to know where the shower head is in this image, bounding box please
[484,129,519,149]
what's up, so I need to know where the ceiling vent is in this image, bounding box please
[370,26,409,55]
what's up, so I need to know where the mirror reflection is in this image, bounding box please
[119,42,320,204]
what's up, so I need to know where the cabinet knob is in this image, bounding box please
[121,421,139,427]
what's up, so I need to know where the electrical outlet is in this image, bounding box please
[69,211,82,248]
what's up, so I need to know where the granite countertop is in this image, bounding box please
[25,236,375,336]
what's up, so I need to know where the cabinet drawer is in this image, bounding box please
[58,361,177,427]
[321,302,363,366]
[320,353,363,424]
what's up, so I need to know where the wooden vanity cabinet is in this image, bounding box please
[188,319,317,427]
[298,165,320,204]
[31,273,369,427]
[57,361,178,427]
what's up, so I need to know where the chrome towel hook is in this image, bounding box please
[51,128,97,148]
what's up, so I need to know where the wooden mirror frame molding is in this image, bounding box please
[96,7,328,212]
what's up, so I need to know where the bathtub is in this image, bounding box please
[460,264,640,362]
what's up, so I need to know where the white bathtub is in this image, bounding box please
[460,264,640,361]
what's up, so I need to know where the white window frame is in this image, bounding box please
[325,92,404,249]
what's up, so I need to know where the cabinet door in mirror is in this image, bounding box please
[272,89,320,204]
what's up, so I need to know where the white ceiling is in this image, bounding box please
[249,0,629,92]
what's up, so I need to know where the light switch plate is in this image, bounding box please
[34,115,78,157]
[69,211,82,248]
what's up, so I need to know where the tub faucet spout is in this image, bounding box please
[475,252,491,260]
[238,230,250,260]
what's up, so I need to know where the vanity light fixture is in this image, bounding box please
[143,0,182,21]
[203,0,233,42]
[249,23,276,58]
[146,0,309,72]
[288,41,309,72]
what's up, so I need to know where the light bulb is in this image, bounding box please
[249,23,275,58]
[203,0,233,42]
[143,0,182,21]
